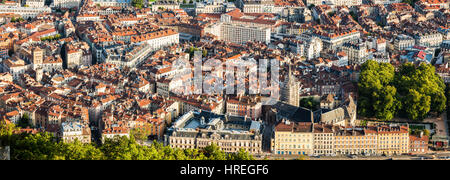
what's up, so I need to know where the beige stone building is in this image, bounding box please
[334,126,378,155]
[165,110,263,154]
[377,125,409,155]
[59,121,91,144]
[312,124,334,156]
[272,121,314,155]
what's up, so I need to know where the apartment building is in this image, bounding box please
[313,124,335,156]
[0,6,51,19]
[52,0,82,8]
[377,125,409,156]
[414,31,443,48]
[312,29,360,50]
[226,96,262,120]
[235,0,275,13]
[332,0,362,6]
[92,0,131,8]
[394,34,415,51]
[195,0,236,15]
[151,1,179,12]
[409,134,429,154]
[305,0,362,6]
[65,41,92,69]
[272,121,314,156]
[273,123,411,156]
[59,121,91,144]
[372,0,401,4]
[334,126,378,155]
[101,127,130,142]
[25,0,45,7]
[219,22,271,44]
[341,42,369,65]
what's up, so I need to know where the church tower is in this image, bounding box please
[32,47,43,69]
[280,65,300,107]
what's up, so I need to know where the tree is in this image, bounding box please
[130,126,151,141]
[203,143,226,160]
[394,63,446,120]
[358,60,445,121]
[423,129,430,136]
[227,148,255,160]
[0,120,18,146]
[5,127,254,160]
[9,132,63,160]
[132,0,144,9]
[18,114,31,128]
[300,97,319,111]
[403,89,431,120]
[100,136,153,160]
[358,60,398,120]
[402,0,417,6]
[59,140,104,160]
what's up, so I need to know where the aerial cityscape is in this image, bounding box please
[0,0,449,161]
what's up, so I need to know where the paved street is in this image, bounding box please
[261,123,274,153]
[424,112,449,137]
[256,152,450,160]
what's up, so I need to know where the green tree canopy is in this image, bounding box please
[300,97,319,111]
[358,60,446,121]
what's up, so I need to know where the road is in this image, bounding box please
[255,151,450,160]
[424,112,448,137]
[261,123,274,153]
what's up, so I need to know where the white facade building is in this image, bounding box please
[0,6,51,19]
[25,0,45,7]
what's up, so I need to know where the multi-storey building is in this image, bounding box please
[372,0,401,4]
[25,0,45,7]
[377,125,409,156]
[273,123,412,156]
[341,42,368,65]
[195,0,236,14]
[414,31,443,48]
[292,35,323,60]
[312,124,334,156]
[272,121,314,155]
[59,121,91,144]
[219,21,271,44]
[92,0,130,7]
[101,126,130,142]
[226,96,262,120]
[0,6,51,19]
[52,0,82,8]
[65,41,92,69]
[394,34,415,51]
[235,0,275,13]
[334,126,378,155]
[151,0,179,12]
[332,0,362,6]
[165,110,263,154]
[415,0,449,13]
[306,0,362,6]
[409,134,429,154]
[312,29,360,50]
